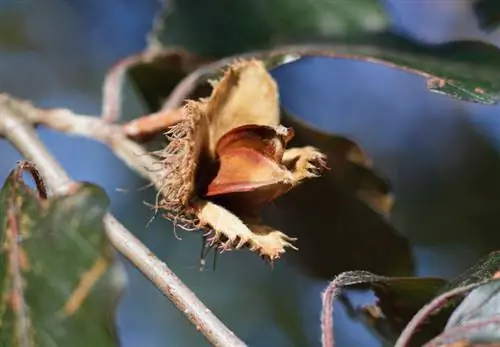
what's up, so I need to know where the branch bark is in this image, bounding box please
[0,94,246,347]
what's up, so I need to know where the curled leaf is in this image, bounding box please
[157,60,327,260]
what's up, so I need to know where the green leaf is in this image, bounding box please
[0,165,123,347]
[436,280,500,345]
[151,0,388,57]
[319,34,500,105]
[473,0,500,33]
[394,252,500,346]
[143,1,500,104]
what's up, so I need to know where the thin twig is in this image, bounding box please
[0,94,247,347]
[0,95,161,186]
[321,271,386,347]
[123,108,185,139]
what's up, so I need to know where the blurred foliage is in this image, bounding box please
[0,9,36,51]
[473,0,500,33]
[146,0,500,104]
[153,0,388,57]
[270,109,413,278]
[0,164,123,347]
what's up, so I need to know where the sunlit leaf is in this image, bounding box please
[0,164,124,347]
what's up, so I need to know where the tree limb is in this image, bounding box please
[0,94,247,347]
[0,94,162,185]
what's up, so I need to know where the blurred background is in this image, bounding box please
[2,0,500,346]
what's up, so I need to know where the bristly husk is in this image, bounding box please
[157,59,326,260]
[156,101,204,227]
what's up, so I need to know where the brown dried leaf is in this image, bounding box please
[206,60,281,155]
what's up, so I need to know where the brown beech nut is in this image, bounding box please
[156,59,327,260]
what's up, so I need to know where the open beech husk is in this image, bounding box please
[157,60,327,260]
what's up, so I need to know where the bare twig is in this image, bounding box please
[0,95,161,185]
[123,108,185,139]
[0,94,247,347]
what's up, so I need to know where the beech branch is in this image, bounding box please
[0,94,246,347]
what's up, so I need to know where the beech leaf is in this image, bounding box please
[150,0,388,57]
[439,281,500,345]
[418,252,500,346]
[142,1,500,104]
[393,252,500,346]
[0,162,123,347]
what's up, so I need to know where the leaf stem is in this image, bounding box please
[321,271,386,347]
